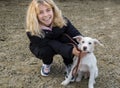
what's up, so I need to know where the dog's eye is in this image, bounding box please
[82,41,84,43]
[89,42,92,45]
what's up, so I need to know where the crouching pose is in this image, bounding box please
[26,0,84,77]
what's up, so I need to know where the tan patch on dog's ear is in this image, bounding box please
[73,36,83,42]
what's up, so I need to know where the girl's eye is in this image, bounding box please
[39,11,44,14]
[47,8,52,12]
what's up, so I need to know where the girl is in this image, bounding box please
[26,0,83,76]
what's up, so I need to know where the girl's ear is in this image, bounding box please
[93,39,104,47]
[73,36,83,42]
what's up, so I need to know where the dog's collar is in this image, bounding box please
[81,51,91,54]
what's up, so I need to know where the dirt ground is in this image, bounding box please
[0,0,120,88]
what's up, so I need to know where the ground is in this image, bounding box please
[0,0,120,88]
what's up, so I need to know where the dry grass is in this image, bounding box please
[0,0,120,88]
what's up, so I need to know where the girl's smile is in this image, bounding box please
[38,4,54,26]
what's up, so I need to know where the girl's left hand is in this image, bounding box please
[72,47,87,57]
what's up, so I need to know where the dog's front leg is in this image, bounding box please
[88,69,95,88]
[95,66,98,79]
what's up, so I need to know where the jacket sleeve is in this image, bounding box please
[26,32,49,47]
[48,40,73,59]
[65,18,83,37]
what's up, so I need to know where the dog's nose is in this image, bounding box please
[83,46,87,51]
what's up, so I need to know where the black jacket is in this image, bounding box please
[26,18,82,58]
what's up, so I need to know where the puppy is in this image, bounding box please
[61,36,103,88]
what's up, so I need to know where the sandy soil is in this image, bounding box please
[0,0,120,88]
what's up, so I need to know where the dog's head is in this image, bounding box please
[73,36,103,53]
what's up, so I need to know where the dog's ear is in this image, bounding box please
[73,36,83,42]
[93,39,104,47]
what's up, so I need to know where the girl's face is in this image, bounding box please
[38,4,54,26]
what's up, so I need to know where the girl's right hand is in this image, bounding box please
[72,47,80,57]
[72,47,87,57]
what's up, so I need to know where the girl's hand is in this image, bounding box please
[72,47,80,57]
[72,47,87,57]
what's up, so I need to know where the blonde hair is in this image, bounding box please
[26,0,66,37]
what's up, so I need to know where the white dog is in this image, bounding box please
[61,36,103,88]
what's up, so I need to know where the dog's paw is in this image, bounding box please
[61,80,69,86]
[88,85,94,88]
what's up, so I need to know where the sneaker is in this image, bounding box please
[41,64,51,76]
[65,75,75,82]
